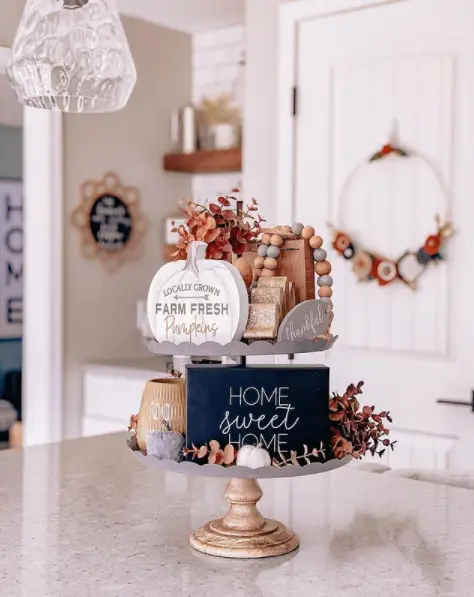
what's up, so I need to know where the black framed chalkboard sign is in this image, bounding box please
[71,172,147,271]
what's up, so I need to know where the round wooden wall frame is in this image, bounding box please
[71,172,148,272]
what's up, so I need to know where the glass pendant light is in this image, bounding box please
[7,0,137,113]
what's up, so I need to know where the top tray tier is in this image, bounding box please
[147,336,338,357]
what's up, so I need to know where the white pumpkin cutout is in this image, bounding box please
[236,445,272,469]
[147,241,249,345]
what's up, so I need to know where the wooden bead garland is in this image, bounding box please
[309,236,323,249]
[319,286,332,298]
[254,223,334,307]
[315,260,332,276]
[270,234,284,247]
[264,257,278,270]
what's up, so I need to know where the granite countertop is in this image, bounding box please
[0,433,472,597]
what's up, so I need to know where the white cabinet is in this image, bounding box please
[81,357,172,438]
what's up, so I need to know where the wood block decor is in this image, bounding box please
[243,240,315,303]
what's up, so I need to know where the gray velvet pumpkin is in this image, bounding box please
[147,430,185,461]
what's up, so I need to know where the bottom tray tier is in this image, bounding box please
[132,449,352,479]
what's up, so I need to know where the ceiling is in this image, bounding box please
[116,0,245,33]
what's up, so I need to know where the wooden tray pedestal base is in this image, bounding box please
[190,478,299,559]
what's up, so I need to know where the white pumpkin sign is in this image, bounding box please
[147,241,249,345]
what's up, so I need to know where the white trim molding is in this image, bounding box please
[23,107,64,446]
[2,43,64,446]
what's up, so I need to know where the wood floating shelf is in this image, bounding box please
[163,148,242,174]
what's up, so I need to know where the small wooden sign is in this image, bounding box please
[71,172,147,272]
[186,365,330,459]
[243,239,315,303]
[278,300,331,342]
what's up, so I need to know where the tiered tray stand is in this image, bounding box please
[133,336,348,559]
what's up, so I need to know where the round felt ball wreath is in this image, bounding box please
[330,140,454,290]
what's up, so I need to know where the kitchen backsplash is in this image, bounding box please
[192,25,244,105]
[192,25,244,203]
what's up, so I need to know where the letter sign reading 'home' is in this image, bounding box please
[186,365,330,459]
[0,180,23,338]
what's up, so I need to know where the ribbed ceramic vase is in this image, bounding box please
[136,378,186,452]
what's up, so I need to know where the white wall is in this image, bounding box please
[64,17,192,438]
[0,2,24,49]
[0,125,22,179]
[0,77,22,128]
[242,0,282,225]
[191,25,244,202]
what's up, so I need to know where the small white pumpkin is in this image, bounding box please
[236,445,271,469]
[148,241,249,345]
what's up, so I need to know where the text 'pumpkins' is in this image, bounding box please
[147,241,249,345]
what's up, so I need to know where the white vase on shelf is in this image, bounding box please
[209,123,238,150]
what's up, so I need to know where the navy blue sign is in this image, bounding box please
[186,365,330,459]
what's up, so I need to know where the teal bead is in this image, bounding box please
[292,223,304,235]
[313,248,327,262]
[267,246,281,259]
[318,275,333,287]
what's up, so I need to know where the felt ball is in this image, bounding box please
[254,269,263,281]
[282,225,292,233]
[313,248,327,262]
[266,245,281,259]
[292,222,304,236]
[317,275,333,287]
[262,233,272,245]
[416,249,431,265]
[270,234,284,247]
[257,244,269,257]
[321,297,333,309]
[264,257,278,270]
[343,244,355,260]
[302,226,315,239]
[309,235,323,249]
[261,268,276,278]
[318,286,333,298]
[314,260,332,276]
[254,256,265,269]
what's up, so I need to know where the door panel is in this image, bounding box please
[293,0,474,451]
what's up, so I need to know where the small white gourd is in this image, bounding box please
[147,241,249,345]
[236,445,271,469]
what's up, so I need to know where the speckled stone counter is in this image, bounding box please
[0,433,472,596]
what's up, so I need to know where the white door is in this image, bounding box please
[279,0,474,470]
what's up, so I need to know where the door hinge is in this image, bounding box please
[292,86,298,117]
